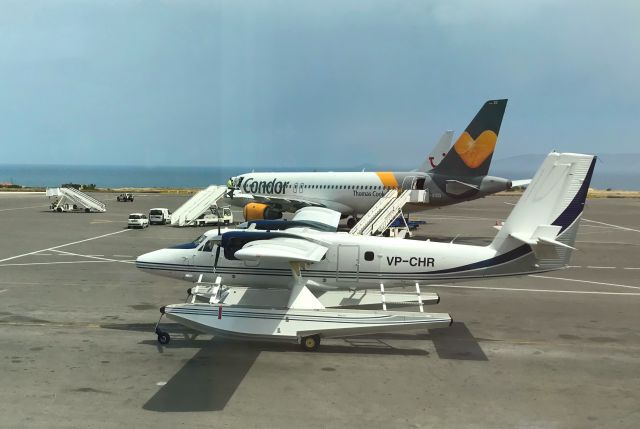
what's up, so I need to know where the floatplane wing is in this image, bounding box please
[235,238,328,264]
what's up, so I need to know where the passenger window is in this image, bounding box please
[364,251,374,261]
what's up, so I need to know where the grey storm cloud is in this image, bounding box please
[0,0,638,167]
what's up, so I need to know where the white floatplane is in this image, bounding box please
[148,152,596,351]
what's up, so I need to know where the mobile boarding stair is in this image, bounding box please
[46,187,106,213]
[349,189,428,237]
[170,185,228,227]
[154,274,452,351]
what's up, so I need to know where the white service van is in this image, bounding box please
[149,208,171,225]
[193,206,233,227]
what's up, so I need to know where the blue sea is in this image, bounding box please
[1,160,638,190]
[0,165,238,188]
[0,164,371,188]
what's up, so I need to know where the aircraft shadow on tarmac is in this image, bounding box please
[133,321,486,413]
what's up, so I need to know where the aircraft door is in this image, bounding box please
[336,245,360,282]
[401,176,418,191]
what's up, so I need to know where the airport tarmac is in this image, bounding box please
[0,191,639,428]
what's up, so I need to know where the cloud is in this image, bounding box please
[0,1,639,166]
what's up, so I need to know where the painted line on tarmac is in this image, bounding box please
[565,265,640,270]
[0,260,118,267]
[529,275,640,291]
[496,212,637,233]
[0,289,6,294]
[423,216,497,221]
[0,281,46,285]
[0,192,45,195]
[430,284,640,296]
[52,249,135,264]
[583,219,640,233]
[0,204,50,212]
[0,229,131,264]
[113,254,134,258]
[575,240,640,246]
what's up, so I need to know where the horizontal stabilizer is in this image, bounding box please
[510,179,532,188]
[509,224,576,250]
[445,180,479,195]
[538,237,576,250]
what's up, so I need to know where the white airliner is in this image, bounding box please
[224,100,520,226]
[138,152,595,290]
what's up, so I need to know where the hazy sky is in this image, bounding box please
[1,0,639,167]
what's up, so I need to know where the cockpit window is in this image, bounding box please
[169,233,208,250]
[200,240,215,252]
[192,234,207,246]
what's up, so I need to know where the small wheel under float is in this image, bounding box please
[300,334,321,352]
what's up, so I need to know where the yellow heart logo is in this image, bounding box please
[453,130,497,168]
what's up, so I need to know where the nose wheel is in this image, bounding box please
[156,328,171,345]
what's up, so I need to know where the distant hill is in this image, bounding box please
[490,153,640,190]
[349,153,640,191]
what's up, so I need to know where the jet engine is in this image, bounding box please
[243,203,283,222]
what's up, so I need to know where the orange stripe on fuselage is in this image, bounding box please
[375,172,399,189]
